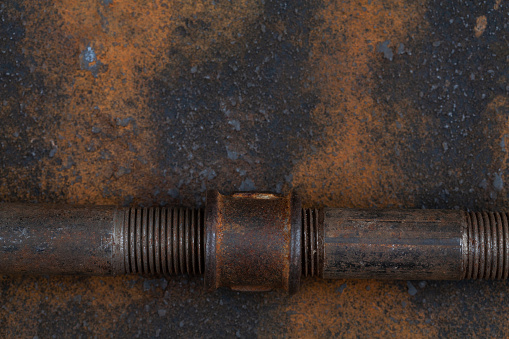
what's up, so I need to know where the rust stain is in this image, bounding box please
[0,276,150,337]
[1,0,509,337]
[474,15,488,38]
[486,95,509,199]
[1,0,263,204]
[275,279,437,338]
[276,279,509,337]
[293,0,427,208]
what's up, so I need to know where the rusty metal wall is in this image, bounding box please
[1,0,508,337]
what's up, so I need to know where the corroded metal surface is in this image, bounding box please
[301,208,324,278]
[205,191,301,293]
[322,209,464,280]
[464,212,509,280]
[0,205,205,277]
[121,207,205,276]
[4,203,509,286]
[1,0,509,336]
[0,204,123,275]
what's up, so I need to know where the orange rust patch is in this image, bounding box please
[474,16,488,38]
[1,0,263,204]
[485,95,509,198]
[293,0,427,208]
[272,279,437,338]
[0,276,151,337]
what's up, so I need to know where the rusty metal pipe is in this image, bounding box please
[0,191,507,293]
[0,204,204,276]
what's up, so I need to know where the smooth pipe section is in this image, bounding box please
[322,209,465,280]
[0,204,123,275]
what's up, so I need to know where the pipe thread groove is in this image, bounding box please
[464,211,509,280]
[123,207,204,276]
[302,208,320,277]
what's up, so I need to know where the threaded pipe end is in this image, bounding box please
[122,207,204,276]
[302,208,322,277]
[464,211,509,280]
